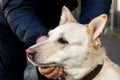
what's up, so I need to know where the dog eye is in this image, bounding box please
[58,37,68,44]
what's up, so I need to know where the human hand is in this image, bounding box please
[38,66,65,79]
[36,36,48,43]
[36,36,66,79]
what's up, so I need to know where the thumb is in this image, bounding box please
[36,36,48,43]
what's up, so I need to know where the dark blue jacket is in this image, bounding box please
[0,0,111,47]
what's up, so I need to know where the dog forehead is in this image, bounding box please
[52,23,88,37]
[52,23,87,34]
[49,23,89,43]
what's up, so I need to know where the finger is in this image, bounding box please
[36,36,48,43]
[53,67,64,79]
[63,72,67,77]
[44,67,61,79]
[38,67,55,75]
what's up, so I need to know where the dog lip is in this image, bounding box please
[27,56,62,67]
[33,62,62,67]
[37,63,59,67]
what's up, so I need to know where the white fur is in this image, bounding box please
[27,6,120,80]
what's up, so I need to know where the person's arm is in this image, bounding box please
[79,0,112,24]
[0,0,48,47]
[1,1,65,79]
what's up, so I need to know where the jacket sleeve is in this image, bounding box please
[0,0,48,47]
[79,0,112,24]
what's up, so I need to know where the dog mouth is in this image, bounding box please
[26,48,63,67]
[36,63,59,67]
[33,62,61,68]
[27,57,61,67]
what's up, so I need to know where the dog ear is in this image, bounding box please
[59,6,77,25]
[88,14,108,40]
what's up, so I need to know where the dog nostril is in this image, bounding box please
[26,48,36,58]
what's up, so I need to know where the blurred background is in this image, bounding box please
[24,0,120,80]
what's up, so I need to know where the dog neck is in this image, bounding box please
[81,64,103,80]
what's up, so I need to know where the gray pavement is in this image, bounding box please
[24,32,120,80]
[101,32,120,65]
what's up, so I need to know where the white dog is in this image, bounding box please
[26,6,120,80]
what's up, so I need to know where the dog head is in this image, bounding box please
[26,6,107,78]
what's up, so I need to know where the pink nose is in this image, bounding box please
[26,48,35,58]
